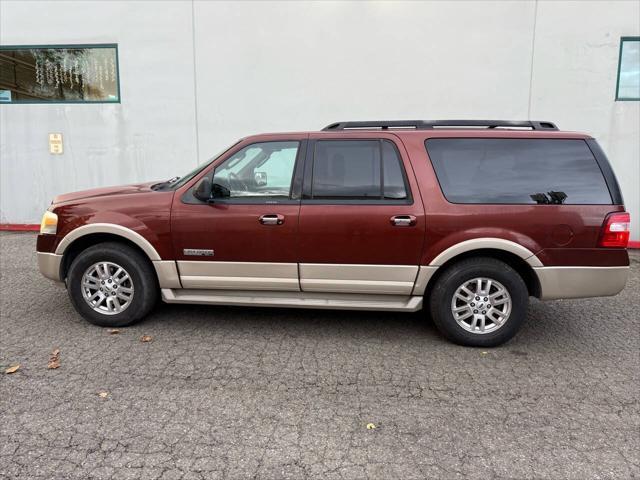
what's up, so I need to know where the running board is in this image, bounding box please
[161,288,423,312]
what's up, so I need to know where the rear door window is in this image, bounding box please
[425,138,612,204]
[310,139,409,201]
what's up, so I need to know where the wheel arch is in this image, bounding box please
[57,225,161,281]
[424,248,542,300]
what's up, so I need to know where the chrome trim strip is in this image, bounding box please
[153,261,181,289]
[534,266,629,300]
[429,238,543,268]
[161,288,423,312]
[411,266,438,296]
[55,223,161,261]
[177,261,299,291]
[37,252,63,282]
[299,263,418,295]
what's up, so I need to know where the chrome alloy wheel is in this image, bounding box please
[450,277,512,334]
[81,262,134,315]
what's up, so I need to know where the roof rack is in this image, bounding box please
[322,120,559,131]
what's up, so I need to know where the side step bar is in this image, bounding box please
[161,289,423,312]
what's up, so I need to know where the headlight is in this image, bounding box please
[40,211,58,235]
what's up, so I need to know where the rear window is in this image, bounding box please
[425,138,612,205]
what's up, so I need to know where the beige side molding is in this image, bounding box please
[153,261,181,289]
[177,261,300,291]
[429,238,543,268]
[55,223,162,261]
[299,263,418,295]
[411,266,438,296]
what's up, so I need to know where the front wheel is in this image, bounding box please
[67,242,158,327]
[429,257,528,347]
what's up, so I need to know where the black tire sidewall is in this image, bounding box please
[67,243,157,327]
[430,258,528,347]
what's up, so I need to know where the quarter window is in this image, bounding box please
[0,44,120,103]
[425,138,612,205]
[310,140,408,201]
[212,141,299,198]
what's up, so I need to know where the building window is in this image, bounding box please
[616,37,640,101]
[0,44,119,104]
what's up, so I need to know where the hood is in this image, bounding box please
[52,182,159,204]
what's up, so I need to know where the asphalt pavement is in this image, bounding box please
[1,232,638,479]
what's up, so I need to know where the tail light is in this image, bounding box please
[598,212,630,248]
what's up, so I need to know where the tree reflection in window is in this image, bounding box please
[0,44,119,103]
[530,191,568,205]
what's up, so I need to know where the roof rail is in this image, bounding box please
[321,120,559,131]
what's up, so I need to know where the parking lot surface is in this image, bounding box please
[1,231,639,479]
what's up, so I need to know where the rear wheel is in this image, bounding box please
[429,257,528,347]
[67,242,158,327]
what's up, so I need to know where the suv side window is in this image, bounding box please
[212,141,299,198]
[425,138,612,205]
[309,139,409,201]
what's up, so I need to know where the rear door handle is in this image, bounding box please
[390,215,417,227]
[259,214,285,225]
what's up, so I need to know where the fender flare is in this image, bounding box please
[428,237,543,268]
[55,223,161,261]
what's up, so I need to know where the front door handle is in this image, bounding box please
[390,215,417,227]
[259,214,285,225]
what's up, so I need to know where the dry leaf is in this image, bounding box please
[108,329,120,335]
[98,391,109,398]
[366,423,377,430]
[140,335,152,343]
[480,351,489,356]
[48,348,60,369]
[5,364,20,374]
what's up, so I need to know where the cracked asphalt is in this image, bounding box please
[1,231,639,479]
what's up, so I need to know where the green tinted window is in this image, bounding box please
[616,37,640,101]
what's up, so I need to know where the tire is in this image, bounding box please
[428,257,528,347]
[66,242,158,327]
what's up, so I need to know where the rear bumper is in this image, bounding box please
[37,252,63,282]
[534,266,629,300]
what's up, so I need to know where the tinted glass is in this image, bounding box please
[0,45,119,103]
[425,138,611,205]
[382,140,407,199]
[312,140,381,199]
[212,141,299,198]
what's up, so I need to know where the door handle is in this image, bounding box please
[390,215,417,227]
[259,214,285,225]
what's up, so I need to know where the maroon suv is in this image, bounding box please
[36,120,630,347]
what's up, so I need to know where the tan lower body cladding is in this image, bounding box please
[176,261,433,295]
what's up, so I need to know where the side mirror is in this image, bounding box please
[193,177,212,202]
[212,183,231,199]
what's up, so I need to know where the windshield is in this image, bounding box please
[161,140,242,190]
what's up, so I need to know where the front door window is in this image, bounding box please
[212,141,299,198]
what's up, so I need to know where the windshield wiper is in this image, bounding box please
[152,176,181,190]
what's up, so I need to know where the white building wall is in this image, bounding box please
[1,0,639,240]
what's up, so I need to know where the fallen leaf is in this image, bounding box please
[480,351,489,356]
[140,335,152,343]
[108,329,120,335]
[5,364,20,374]
[366,423,377,430]
[48,348,60,369]
[98,391,109,398]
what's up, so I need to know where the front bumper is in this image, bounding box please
[535,266,629,300]
[37,252,63,282]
